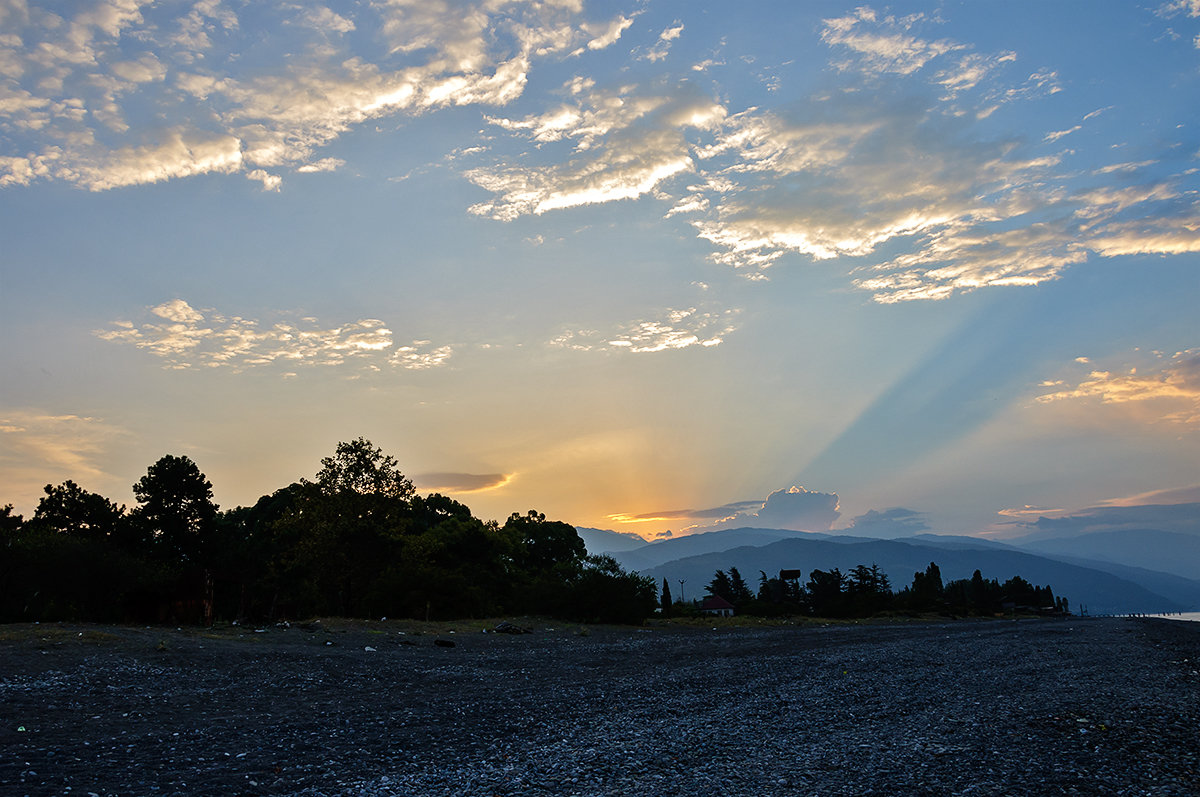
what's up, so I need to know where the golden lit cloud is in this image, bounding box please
[412,472,514,493]
[0,410,131,513]
[1036,349,1200,426]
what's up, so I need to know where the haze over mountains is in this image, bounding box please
[576,515,1200,616]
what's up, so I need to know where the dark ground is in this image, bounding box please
[1,616,1198,796]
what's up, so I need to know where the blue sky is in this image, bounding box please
[2,0,1198,540]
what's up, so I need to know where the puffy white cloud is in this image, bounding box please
[659,486,841,533]
[291,5,355,34]
[391,341,454,370]
[754,486,842,531]
[96,299,453,373]
[582,14,633,51]
[296,157,345,173]
[246,168,281,191]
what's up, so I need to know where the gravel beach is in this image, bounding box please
[2,617,1198,796]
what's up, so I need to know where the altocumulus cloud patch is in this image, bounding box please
[95,300,453,373]
[0,1,631,191]
[1036,349,1200,427]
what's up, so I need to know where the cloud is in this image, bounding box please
[1036,349,1200,426]
[1011,502,1200,539]
[96,299,452,373]
[291,5,355,35]
[609,487,841,534]
[0,1,626,190]
[582,14,634,51]
[1044,125,1081,143]
[644,486,842,534]
[412,472,513,493]
[469,83,726,219]
[640,23,683,63]
[246,168,281,191]
[462,4,1200,303]
[296,157,345,173]
[752,486,841,531]
[0,410,130,513]
[1159,0,1200,18]
[607,500,764,525]
[1098,484,1200,507]
[550,306,739,354]
[467,14,1077,297]
[391,341,454,370]
[844,507,929,539]
[821,8,962,77]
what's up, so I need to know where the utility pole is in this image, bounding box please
[678,579,686,603]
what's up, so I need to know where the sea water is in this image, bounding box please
[1147,611,1200,622]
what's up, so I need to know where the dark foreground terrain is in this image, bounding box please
[2,617,1198,796]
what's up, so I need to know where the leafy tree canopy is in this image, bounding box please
[132,454,218,563]
[31,480,125,541]
[315,437,414,500]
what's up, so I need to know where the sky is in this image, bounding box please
[2,0,1199,542]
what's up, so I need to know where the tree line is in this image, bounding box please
[666,561,1069,619]
[1,438,658,625]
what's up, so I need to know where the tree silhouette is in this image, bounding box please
[31,480,126,542]
[706,569,734,602]
[503,510,586,573]
[316,437,414,500]
[906,561,944,610]
[807,567,848,617]
[132,455,218,565]
[727,567,754,605]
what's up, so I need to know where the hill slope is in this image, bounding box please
[631,534,1193,615]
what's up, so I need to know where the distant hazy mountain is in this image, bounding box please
[906,533,1020,551]
[626,531,1196,615]
[605,527,833,573]
[574,527,649,555]
[1014,529,1200,581]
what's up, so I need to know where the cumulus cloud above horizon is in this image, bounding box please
[615,486,842,534]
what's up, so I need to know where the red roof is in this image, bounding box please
[700,595,735,610]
